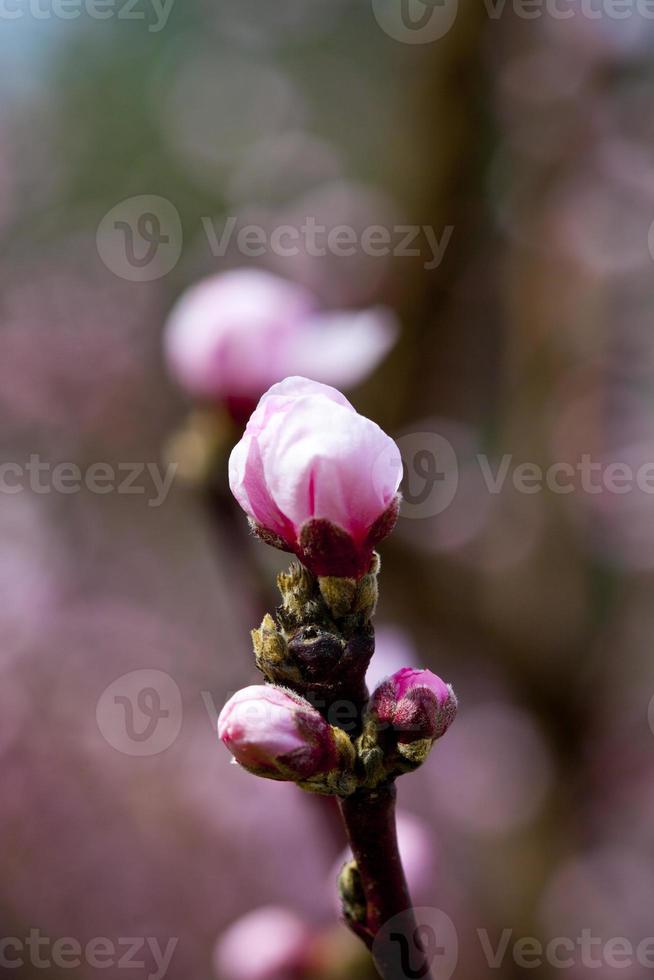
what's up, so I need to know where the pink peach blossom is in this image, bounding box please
[228,377,402,577]
[163,269,397,411]
[369,667,457,744]
[391,667,451,702]
[218,685,336,780]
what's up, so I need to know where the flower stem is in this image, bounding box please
[338,782,422,978]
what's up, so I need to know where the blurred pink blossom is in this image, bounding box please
[213,905,311,980]
[164,269,397,410]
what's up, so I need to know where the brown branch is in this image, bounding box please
[338,783,429,980]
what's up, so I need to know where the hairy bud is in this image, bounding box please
[369,668,457,745]
[218,685,356,794]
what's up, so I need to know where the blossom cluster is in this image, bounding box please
[217,376,456,795]
[218,667,456,794]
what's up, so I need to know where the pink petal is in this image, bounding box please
[257,386,401,537]
[284,307,398,388]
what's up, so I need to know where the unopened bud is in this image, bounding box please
[369,667,457,744]
[218,685,355,793]
[251,614,299,684]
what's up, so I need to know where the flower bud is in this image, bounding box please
[369,667,457,744]
[251,613,300,686]
[228,377,402,578]
[218,685,355,792]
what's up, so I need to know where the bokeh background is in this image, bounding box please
[3,0,654,977]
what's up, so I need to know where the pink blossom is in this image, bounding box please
[369,668,457,744]
[213,905,311,980]
[218,685,336,780]
[228,377,402,577]
[391,667,451,702]
[163,269,397,412]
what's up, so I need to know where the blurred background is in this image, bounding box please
[3,0,654,977]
